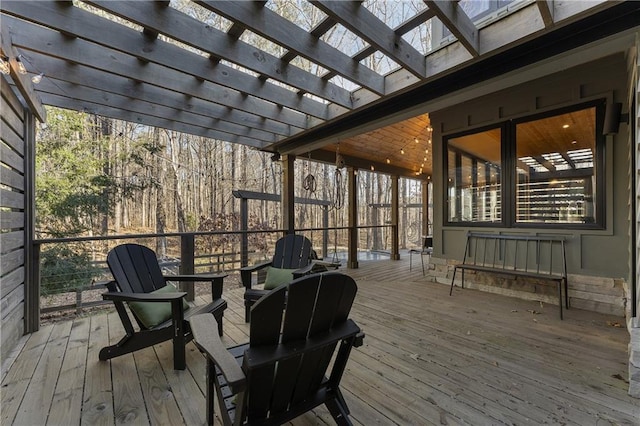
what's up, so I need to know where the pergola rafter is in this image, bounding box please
[195,0,386,95]
[82,0,354,110]
[310,1,426,78]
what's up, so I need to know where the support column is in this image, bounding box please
[179,234,195,301]
[422,180,430,237]
[239,196,248,267]
[281,154,295,235]
[24,110,38,333]
[629,33,640,398]
[391,175,400,260]
[347,167,358,269]
[322,205,329,258]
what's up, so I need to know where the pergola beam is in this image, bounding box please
[22,51,298,138]
[424,0,479,57]
[1,2,334,120]
[311,1,426,78]
[196,0,386,95]
[34,78,279,143]
[84,0,354,110]
[537,0,555,27]
[0,26,46,121]
[3,16,315,130]
[38,92,267,148]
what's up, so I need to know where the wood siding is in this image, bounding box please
[1,76,26,373]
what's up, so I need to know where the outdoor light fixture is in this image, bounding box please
[31,73,44,84]
[400,148,405,154]
[386,158,390,164]
[0,56,9,75]
[16,55,27,74]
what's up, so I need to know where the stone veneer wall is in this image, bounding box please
[428,257,626,317]
[629,318,639,398]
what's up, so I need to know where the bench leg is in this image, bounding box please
[449,267,457,296]
[557,280,563,320]
[420,254,425,276]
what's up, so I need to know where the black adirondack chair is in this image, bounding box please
[240,234,315,322]
[100,243,228,370]
[191,272,364,426]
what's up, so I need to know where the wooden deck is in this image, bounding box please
[2,256,638,425]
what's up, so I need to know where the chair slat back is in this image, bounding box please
[107,244,166,294]
[246,272,358,423]
[271,234,313,269]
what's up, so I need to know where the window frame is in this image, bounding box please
[443,99,606,229]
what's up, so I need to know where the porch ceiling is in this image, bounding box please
[1,1,638,177]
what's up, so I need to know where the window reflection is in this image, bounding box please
[447,128,502,223]
[515,107,596,224]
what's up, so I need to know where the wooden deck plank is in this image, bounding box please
[0,324,54,425]
[133,345,186,425]
[47,317,91,425]
[352,283,635,423]
[13,321,72,425]
[2,257,638,425]
[154,340,209,426]
[81,314,115,426]
[107,310,150,425]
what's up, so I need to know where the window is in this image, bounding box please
[445,101,604,228]
[447,127,502,223]
[515,107,599,224]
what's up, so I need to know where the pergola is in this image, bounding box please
[2,1,638,176]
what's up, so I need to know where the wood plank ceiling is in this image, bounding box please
[0,1,633,177]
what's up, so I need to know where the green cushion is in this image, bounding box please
[263,266,297,290]
[128,284,190,329]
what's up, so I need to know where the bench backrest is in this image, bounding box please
[462,232,567,278]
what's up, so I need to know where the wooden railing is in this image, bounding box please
[33,225,396,320]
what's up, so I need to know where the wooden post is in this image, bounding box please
[347,167,358,269]
[25,110,39,333]
[422,180,430,237]
[322,205,329,258]
[239,197,248,267]
[281,154,295,235]
[180,233,195,301]
[391,175,400,260]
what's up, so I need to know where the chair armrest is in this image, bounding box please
[164,273,227,282]
[239,261,272,274]
[240,261,272,289]
[165,274,228,299]
[312,260,341,269]
[102,291,187,303]
[190,314,246,393]
[292,263,314,278]
[244,319,362,369]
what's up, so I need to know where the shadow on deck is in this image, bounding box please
[2,255,638,425]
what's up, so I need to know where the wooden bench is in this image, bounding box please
[450,232,569,319]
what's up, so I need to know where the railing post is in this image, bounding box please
[391,175,400,260]
[322,205,329,258]
[347,167,359,269]
[180,234,195,301]
[26,242,41,333]
[240,197,249,268]
[281,154,296,235]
